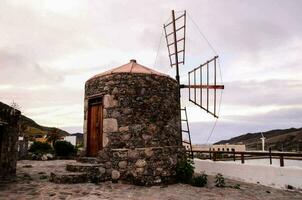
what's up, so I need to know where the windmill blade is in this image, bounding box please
[163,10,186,71]
[181,56,224,118]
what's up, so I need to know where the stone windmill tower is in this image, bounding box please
[80,10,224,186]
[83,59,183,185]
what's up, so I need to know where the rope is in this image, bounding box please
[187,12,218,56]
[153,29,164,67]
[153,14,171,67]
[205,58,224,143]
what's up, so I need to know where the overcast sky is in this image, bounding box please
[0,0,301,143]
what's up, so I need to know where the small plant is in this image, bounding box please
[215,173,225,187]
[191,173,208,187]
[233,184,240,189]
[22,165,33,168]
[176,158,195,184]
[29,141,53,155]
[54,141,76,157]
[39,175,48,180]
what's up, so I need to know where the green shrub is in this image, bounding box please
[215,173,225,187]
[176,158,195,183]
[29,141,53,154]
[54,141,76,157]
[191,173,208,187]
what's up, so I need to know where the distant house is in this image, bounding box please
[211,144,246,152]
[64,135,77,146]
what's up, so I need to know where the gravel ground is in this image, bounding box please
[0,160,301,200]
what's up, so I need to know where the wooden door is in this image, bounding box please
[87,100,103,157]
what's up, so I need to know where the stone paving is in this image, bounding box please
[0,160,301,200]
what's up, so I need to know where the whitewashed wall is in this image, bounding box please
[194,159,302,189]
[64,136,77,146]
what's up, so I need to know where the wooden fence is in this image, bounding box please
[191,148,302,167]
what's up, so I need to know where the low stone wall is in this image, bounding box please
[0,108,20,180]
[99,146,185,186]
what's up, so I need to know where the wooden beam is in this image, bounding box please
[180,84,224,89]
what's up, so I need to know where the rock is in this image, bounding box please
[111,110,120,118]
[118,161,127,169]
[111,170,120,180]
[119,126,129,132]
[135,167,144,174]
[121,133,131,140]
[103,95,118,108]
[145,148,153,157]
[135,159,147,168]
[112,87,118,95]
[142,134,152,141]
[49,172,88,184]
[46,153,54,160]
[130,124,143,133]
[147,124,157,133]
[128,150,139,159]
[103,118,118,132]
[41,154,48,161]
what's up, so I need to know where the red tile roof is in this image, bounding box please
[90,59,170,79]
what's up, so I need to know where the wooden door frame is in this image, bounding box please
[87,95,103,157]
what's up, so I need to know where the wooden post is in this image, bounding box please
[213,152,216,161]
[269,147,272,165]
[232,149,236,161]
[241,153,244,164]
[280,155,284,167]
[209,148,212,160]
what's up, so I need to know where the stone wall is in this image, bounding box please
[0,108,20,180]
[84,73,184,185]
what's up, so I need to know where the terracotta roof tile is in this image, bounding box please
[90,59,170,79]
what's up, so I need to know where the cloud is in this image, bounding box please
[0,50,63,85]
[223,79,302,107]
[189,107,302,144]
[0,0,301,142]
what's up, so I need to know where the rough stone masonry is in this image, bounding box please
[84,62,185,185]
[0,106,20,180]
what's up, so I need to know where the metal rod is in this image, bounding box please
[194,69,196,103]
[182,85,224,89]
[188,72,191,101]
[280,155,284,167]
[214,58,217,115]
[163,25,173,67]
[183,11,186,65]
[200,67,202,107]
[175,13,186,21]
[189,99,218,118]
[171,10,182,145]
[207,61,209,111]
[172,10,180,85]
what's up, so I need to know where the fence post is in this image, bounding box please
[213,152,216,161]
[269,147,272,165]
[280,155,284,167]
[209,148,212,160]
[241,153,244,164]
[232,149,235,161]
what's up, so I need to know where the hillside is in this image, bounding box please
[0,101,69,137]
[215,127,302,152]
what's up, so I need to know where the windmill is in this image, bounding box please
[163,10,224,158]
[260,132,266,152]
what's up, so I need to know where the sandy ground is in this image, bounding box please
[0,160,301,200]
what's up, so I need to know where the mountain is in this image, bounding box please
[215,127,302,152]
[0,101,69,137]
